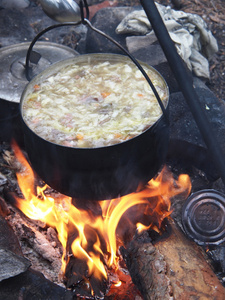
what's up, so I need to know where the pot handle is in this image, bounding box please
[25,0,168,120]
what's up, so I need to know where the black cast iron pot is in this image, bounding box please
[20,54,169,201]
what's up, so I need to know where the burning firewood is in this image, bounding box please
[64,255,108,299]
[122,219,225,299]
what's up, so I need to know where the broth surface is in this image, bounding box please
[22,57,168,148]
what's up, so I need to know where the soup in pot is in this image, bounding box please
[22,55,168,148]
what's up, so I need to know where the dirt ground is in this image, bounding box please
[118,0,225,101]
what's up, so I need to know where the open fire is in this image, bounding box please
[10,140,192,298]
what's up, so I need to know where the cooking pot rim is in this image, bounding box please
[20,53,169,150]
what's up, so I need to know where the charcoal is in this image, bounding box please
[0,248,31,281]
[0,196,10,217]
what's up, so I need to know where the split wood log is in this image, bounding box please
[122,219,225,300]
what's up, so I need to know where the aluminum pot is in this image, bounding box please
[20,53,169,201]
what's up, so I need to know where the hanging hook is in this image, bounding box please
[79,0,89,23]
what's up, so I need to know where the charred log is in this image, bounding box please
[64,255,108,299]
[64,254,144,300]
[122,220,225,300]
[121,231,172,300]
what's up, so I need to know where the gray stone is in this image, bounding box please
[169,86,225,149]
[193,76,209,89]
[0,6,84,49]
[0,248,31,282]
[0,9,35,47]
[126,35,167,66]
[86,7,135,54]
[0,0,30,9]
[168,83,225,179]
[0,268,74,300]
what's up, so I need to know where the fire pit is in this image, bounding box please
[0,0,225,299]
[0,142,225,299]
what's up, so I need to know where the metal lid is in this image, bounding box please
[182,189,225,246]
[0,42,79,103]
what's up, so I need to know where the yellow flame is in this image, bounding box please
[114,281,122,287]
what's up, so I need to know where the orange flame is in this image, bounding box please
[11,141,192,287]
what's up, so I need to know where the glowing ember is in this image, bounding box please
[11,141,192,296]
